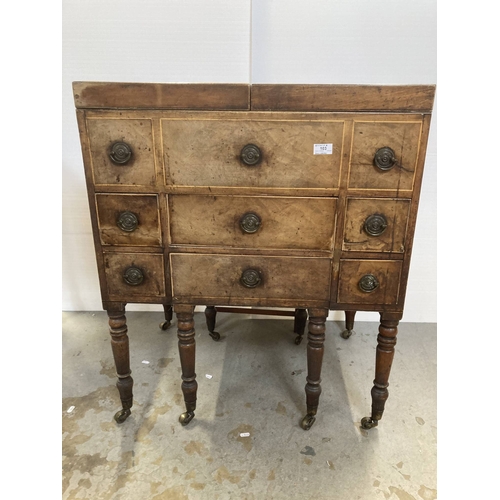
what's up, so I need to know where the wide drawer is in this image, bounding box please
[104,252,166,299]
[342,198,410,253]
[162,118,344,188]
[348,120,422,191]
[96,194,162,246]
[337,259,402,305]
[169,195,336,251]
[86,118,156,186]
[170,254,331,305]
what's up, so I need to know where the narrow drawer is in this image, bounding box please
[96,194,162,246]
[162,118,344,188]
[348,120,422,190]
[86,118,156,186]
[342,198,410,253]
[338,259,402,305]
[104,253,166,299]
[169,195,336,251]
[170,254,331,304]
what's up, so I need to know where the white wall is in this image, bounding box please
[62,0,436,322]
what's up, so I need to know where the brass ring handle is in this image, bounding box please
[117,211,139,232]
[363,214,388,237]
[240,269,262,288]
[240,144,262,166]
[109,141,133,165]
[240,212,261,233]
[373,147,396,171]
[123,267,144,286]
[358,274,379,293]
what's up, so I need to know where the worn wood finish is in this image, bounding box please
[73,82,250,110]
[162,118,344,189]
[106,306,133,423]
[337,259,402,305]
[169,195,336,251]
[342,198,411,253]
[95,194,162,247]
[170,254,331,306]
[75,83,435,430]
[103,252,166,300]
[86,118,157,187]
[251,84,436,112]
[348,120,422,191]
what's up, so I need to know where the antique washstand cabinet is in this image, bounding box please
[74,82,435,430]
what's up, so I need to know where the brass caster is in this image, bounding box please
[114,408,131,424]
[361,416,378,429]
[209,331,221,341]
[294,335,303,345]
[300,413,316,430]
[341,329,353,339]
[159,320,171,331]
[179,411,195,426]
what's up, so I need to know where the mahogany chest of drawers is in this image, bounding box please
[74,82,435,430]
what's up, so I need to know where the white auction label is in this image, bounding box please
[313,143,333,155]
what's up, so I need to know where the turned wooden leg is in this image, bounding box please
[293,308,308,345]
[341,310,356,339]
[159,304,173,330]
[176,305,197,425]
[361,312,402,429]
[204,306,220,341]
[107,306,133,424]
[300,308,328,430]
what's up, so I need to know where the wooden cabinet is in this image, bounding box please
[74,82,435,430]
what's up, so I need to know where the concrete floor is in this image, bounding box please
[62,311,437,500]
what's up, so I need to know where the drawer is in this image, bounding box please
[96,194,162,246]
[170,254,331,304]
[162,118,344,188]
[169,195,336,251]
[86,118,156,186]
[348,121,422,190]
[104,253,166,299]
[342,198,410,253]
[337,260,402,305]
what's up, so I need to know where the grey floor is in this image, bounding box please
[62,311,437,500]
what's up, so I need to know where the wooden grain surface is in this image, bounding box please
[170,254,331,304]
[168,195,336,251]
[162,117,344,188]
[95,194,162,247]
[348,120,422,191]
[342,198,410,253]
[337,259,402,305]
[73,82,250,110]
[251,85,435,112]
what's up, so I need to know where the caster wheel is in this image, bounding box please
[209,331,221,341]
[360,416,378,429]
[179,411,195,426]
[159,320,171,331]
[300,414,316,430]
[294,335,303,345]
[114,408,131,424]
[341,329,353,339]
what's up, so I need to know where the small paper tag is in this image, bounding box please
[239,432,250,437]
[313,143,333,155]
[205,374,213,379]
[67,406,75,413]
[142,360,150,364]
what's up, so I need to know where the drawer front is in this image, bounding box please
[348,121,422,190]
[87,118,156,186]
[338,259,402,305]
[342,198,410,253]
[169,195,336,251]
[162,119,344,188]
[104,253,166,299]
[96,194,162,246]
[171,254,331,303]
